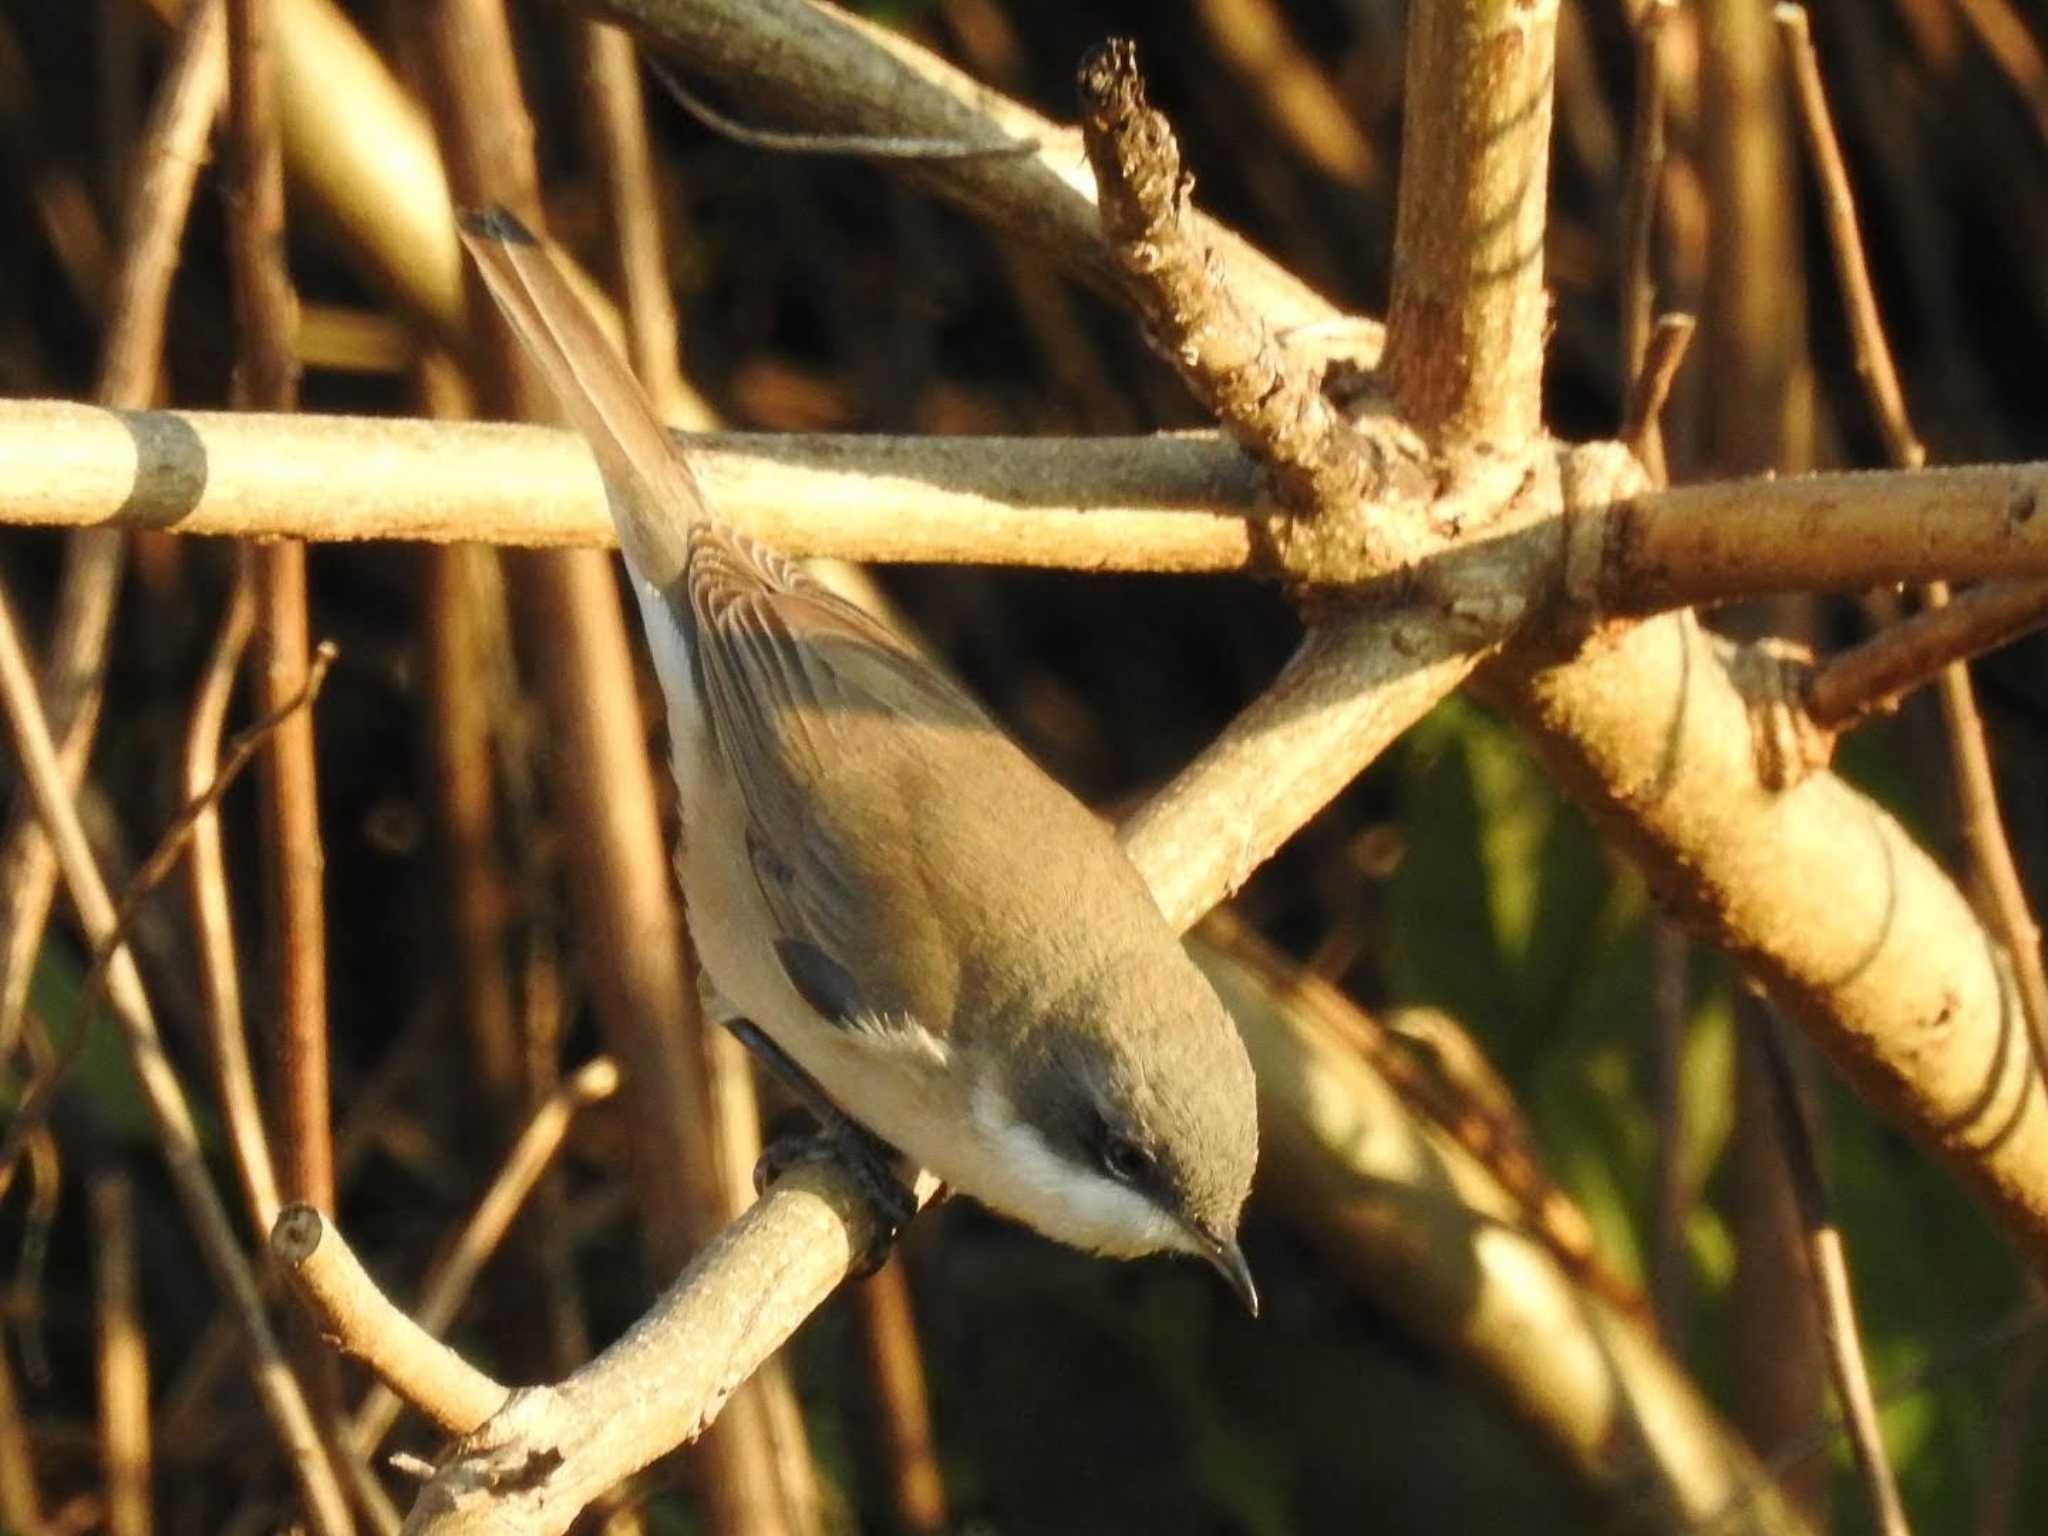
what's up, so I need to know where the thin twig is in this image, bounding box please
[93,1173,151,1536]
[576,28,700,426]
[0,16,113,311]
[1929,630,2048,1083]
[1645,916,1691,1346]
[1805,580,2048,729]
[574,39,826,1525]
[0,580,353,1536]
[1755,1022,1913,1536]
[0,641,338,1191]
[1950,0,2048,152]
[415,358,522,1131]
[1776,2,2048,1091]
[183,555,282,1239]
[0,1308,42,1533]
[1190,0,1375,184]
[1775,5,1922,471]
[1972,1287,2046,1536]
[412,5,813,1534]
[7,1124,58,1384]
[1619,0,1673,395]
[1621,313,1696,484]
[0,0,225,1057]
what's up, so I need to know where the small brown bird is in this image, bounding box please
[461,208,1259,1310]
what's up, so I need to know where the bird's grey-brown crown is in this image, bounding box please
[1009,940,1259,1249]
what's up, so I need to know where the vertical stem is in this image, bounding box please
[1756,1023,1914,1536]
[416,355,523,1125]
[183,558,283,1239]
[1384,0,1558,448]
[574,22,705,428]
[1645,917,1690,1347]
[94,1173,152,1536]
[0,1280,41,1533]
[227,0,332,1212]
[847,1266,949,1536]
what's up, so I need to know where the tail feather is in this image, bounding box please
[458,206,701,588]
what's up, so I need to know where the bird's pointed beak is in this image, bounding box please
[1198,1233,1260,1317]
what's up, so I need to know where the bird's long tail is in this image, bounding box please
[458,206,702,590]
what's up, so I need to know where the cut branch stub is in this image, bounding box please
[1075,38,1427,578]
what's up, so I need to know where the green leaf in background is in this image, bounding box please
[25,938,153,1145]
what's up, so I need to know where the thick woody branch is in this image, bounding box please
[1583,465,2048,611]
[1122,604,1483,931]
[402,1167,938,1533]
[1200,926,1811,1536]
[1384,0,1560,448]
[586,0,1346,345]
[1479,617,2048,1270]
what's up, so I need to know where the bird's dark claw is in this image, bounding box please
[753,1118,916,1275]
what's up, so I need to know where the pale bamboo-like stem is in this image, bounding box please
[0,400,1265,565]
[0,583,353,1536]
[29,398,2048,602]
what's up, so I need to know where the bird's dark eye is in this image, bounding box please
[1101,1135,1154,1184]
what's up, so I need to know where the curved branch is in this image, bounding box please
[587,0,1349,347]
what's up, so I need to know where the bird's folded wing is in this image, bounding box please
[677,522,998,1031]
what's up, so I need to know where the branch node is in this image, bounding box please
[1727,637,1835,791]
[1557,438,1651,624]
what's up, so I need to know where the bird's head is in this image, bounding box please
[967,944,1261,1313]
